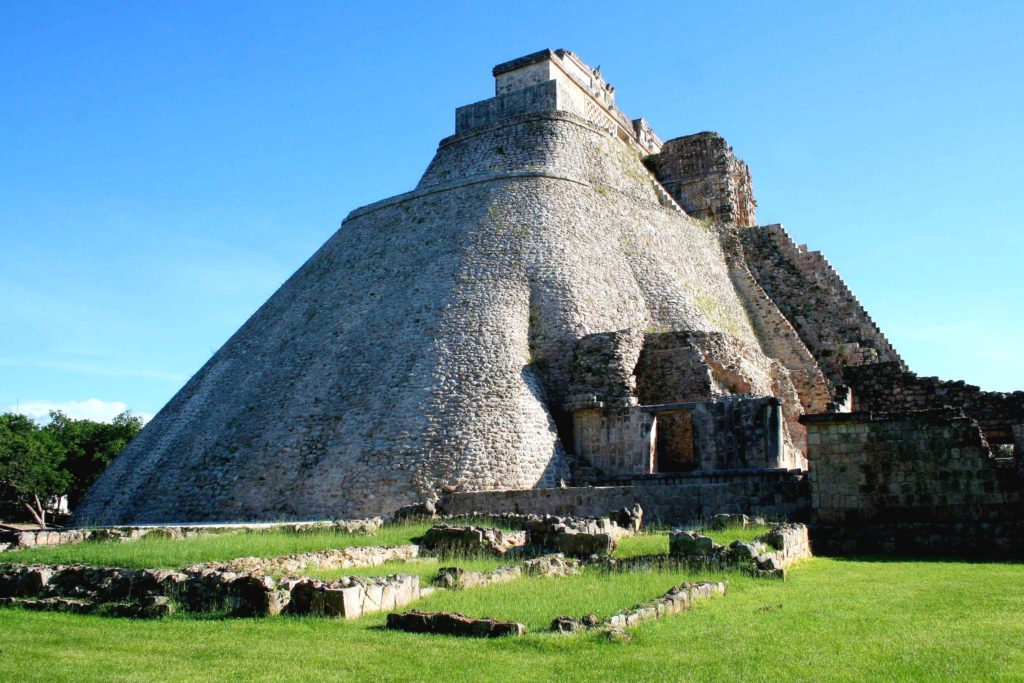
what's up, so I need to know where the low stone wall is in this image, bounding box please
[1,518,384,552]
[606,581,726,630]
[188,544,419,575]
[669,524,810,578]
[756,524,811,570]
[439,472,809,525]
[285,574,420,619]
[419,526,526,555]
[552,581,727,633]
[0,560,420,619]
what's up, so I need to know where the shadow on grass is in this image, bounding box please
[818,552,1024,565]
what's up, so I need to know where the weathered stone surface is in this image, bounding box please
[0,560,419,620]
[285,574,420,619]
[668,531,721,557]
[522,553,580,577]
[386,610,525,637]
[556,532,616,557]
[228,574,290,617]
[556,582,726,634]
[420,526,525,556]
[742,224,904,386]
[523,514,629,554]
[611,504,644,532]
[804,410,1022,526]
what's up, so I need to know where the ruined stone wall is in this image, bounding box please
[742,224,904,385]
[645,133,756,227]
[844,363,1024,433]
[804,409,1021,525]
[438,471,810,525]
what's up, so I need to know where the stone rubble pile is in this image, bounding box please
[433,553,580,590]
[419,525,527,555]
[523,514,634,557]
[419,513,635,559]
[668,523,810,578]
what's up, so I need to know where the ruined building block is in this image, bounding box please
[645,132,757,226]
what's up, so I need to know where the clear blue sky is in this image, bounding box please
[2,1,1022,422]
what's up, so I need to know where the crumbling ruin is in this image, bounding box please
[73,49,1022,555]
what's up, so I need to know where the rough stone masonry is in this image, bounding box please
[75,49,1023,535]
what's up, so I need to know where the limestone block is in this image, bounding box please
[320,586,363,619]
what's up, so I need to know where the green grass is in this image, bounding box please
[699,524,773,545]
[2,518,526,570]
[614,532,670,558]
[414,566,724,630]
[1,522,444,569]
[1,557,1022,681]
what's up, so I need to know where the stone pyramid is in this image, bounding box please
[75,50,895,524]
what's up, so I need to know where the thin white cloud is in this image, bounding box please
[7,399,152,424]
[0,358,186,382]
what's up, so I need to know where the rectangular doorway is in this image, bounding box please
[654,410,697,472]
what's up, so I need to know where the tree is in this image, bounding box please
[45,410,144,508]
[0,413,70,527]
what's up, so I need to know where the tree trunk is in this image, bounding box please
[24,494,47,529]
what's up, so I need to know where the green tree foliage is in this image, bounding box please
[0,410,143,526]
[45,410,144,508]
[0,413,70,526]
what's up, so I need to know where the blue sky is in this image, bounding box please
[2,1,1022,422]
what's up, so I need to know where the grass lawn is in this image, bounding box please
[0,522,445,569]
[414,565,729,630]
[1,556,1022,681]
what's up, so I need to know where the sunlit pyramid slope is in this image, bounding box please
[77,49,868,524]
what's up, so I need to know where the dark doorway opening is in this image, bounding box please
[654,411,697,473]
[984,425,1018,463]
